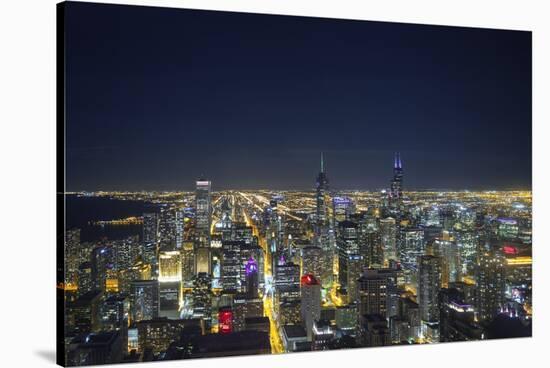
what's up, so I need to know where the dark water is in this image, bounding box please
[65,195,159,242]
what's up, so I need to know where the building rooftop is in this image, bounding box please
[283,325,307,339]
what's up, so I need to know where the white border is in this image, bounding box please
[0,0,548,367]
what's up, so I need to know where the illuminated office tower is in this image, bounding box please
[300,274,321,341]
[275,262,301,290]
[278,299,302,326]
[245,256,259,298]
[116,235,140,271]
[195,247,211,275]
[314,153,333,287]
[274,263,301,325]
[233,293,264,332]
[357,269,395,318]
[130,280,159,323]
[265,200,280,254]
[218,199,233,240]
[175,208,185,249]
[359,227,383,269]
[192,273,213,329]
[118,260,151,295]
[497,218,519,240]
[195,179,212,248]
[231,223,254,245]
[337,220,359,294]
[65,228,81,286]
[456,230,477,275]
[388,152,404,212]
[475,251,506,323]
[379,217,397,263]
[346,255,363,303]
[158,250,182,282]
[159,207,178,251]
[142,212,159,266]
[158,251,182,317]
[77,262,93,296]
[99,295,129,336]
[91,246,115,292]
[301,245,322,279]
[433,239,461,287]
[240,244,264,290]
[315,152,330,236]
[332,197,355,225]
[418,255,441,341]
[399,228,425,287]
[181,241,195,286]
[221,241,241,292]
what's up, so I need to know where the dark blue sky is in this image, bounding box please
[64,2,531,191]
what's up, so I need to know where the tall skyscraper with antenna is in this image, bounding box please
[315,152,329,231]
[389,152,404,212]
[314,153,333,287]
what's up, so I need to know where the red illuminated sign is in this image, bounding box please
[503,245,518,255]
[301,273,320,286]
[219,309,233,334]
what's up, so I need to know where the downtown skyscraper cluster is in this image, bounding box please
[61,153,532,365]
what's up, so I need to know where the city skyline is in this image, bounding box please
[66,151,532,192]
[59,2,532,366]
[65,2,531,191]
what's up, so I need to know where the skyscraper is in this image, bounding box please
[379,217,397,263]
[158,251,182,282]
[357,269,398,319]
[65,228,81,286]
[314,153,333,287]
[130,280,160,323]
[418,255,441,341]
[301,245,323,279]
[116,235,140,271]
[195,180,212,276]
[332,196,355,225]
[336,220,359,296]
[433,239,461,287]
[389,152,404,212]
[300,274,321,341]
[158,206,178,251]
[245,256,259,298]
[400,228,425,288]
[195,179,212,248]
[315,152,329,233]
[475,251,506,323]
[192,273,213,329]
[181,241,195,286]
[91,246,115,293]
[359,227,383,269]
[221,241,241,292]
[142,212,159,267]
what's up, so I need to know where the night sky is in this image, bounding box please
[65,2,532,191]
